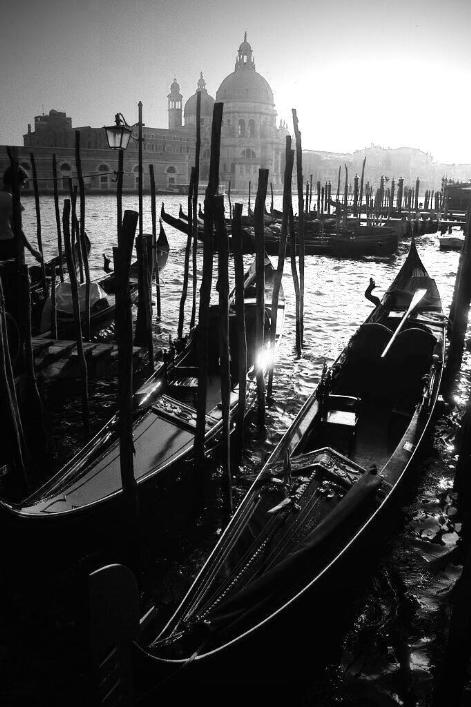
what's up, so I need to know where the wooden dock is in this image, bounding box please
[30,337,144,382]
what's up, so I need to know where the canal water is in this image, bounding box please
[18,193,470,704]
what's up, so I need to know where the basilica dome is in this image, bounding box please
[216,34,274,106]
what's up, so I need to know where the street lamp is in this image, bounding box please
[103,102,144,239]
[103,113,135,150]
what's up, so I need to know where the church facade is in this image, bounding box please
[1,36,287,194]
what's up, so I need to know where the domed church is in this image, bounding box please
[175,34,287,189]
[18,35,287,194]
[217,34,287,190]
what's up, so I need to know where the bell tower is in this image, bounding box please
[168,78,182,129]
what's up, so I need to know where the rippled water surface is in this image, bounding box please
[19,193,471,704]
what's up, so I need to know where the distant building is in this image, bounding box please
[442,180,471,211]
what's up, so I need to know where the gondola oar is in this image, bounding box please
[381,288,428,358]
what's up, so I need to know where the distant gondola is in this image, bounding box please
[161,203,255,254]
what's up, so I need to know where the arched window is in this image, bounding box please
[248,119,256,137]
[241,148,256,159]
[238,119,246,137]
[166,166,176,173]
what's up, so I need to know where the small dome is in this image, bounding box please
[184,73,215,118]
[168,78,182,100]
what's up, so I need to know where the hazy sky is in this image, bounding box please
[1,0,470,163]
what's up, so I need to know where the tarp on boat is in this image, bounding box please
[196,470,382,637]
[40,282,108,332]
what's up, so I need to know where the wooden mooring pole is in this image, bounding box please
[353,173,359,217]
[29,153,47,296]
[75,130,90,340]
[228,179,232,219]
[190,90,201,330]
[52,154,64,282]
[63,199,90,434]
[442,210,471,401]
[8,148,51,477]
[292,109,304,350]
[178,168,195,340]
[149,163,161,319]
[68,179,84,282]
[254,168,269,429]
[194,102,223,476]
[289,203,302,358]
[213,194,232,515]
[267,136,294,400]
[343,165,349,228]
[133,227,154,359]
[232,203,247,462]
[113,209,140,571]
[359,157,366,219]
[397,177,404,213]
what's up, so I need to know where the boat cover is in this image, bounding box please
[192,467,382,637]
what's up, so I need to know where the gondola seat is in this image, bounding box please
[320,394,361,456]
[334,322,393,399]
[382,327,437,407]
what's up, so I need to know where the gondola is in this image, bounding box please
[126,239,444,687]
[37,222,169,336]
[161,203,255,254]
[263,220,398,257]
[1,257,284,527]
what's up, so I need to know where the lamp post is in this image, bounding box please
[103,102,144,240]
[104,103,150,352]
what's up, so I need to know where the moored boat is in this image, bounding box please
[263,221,398,257]
[127,239,444,687]
[37,223,169,337]
[0,257,285,527]
[439,233,464,251]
